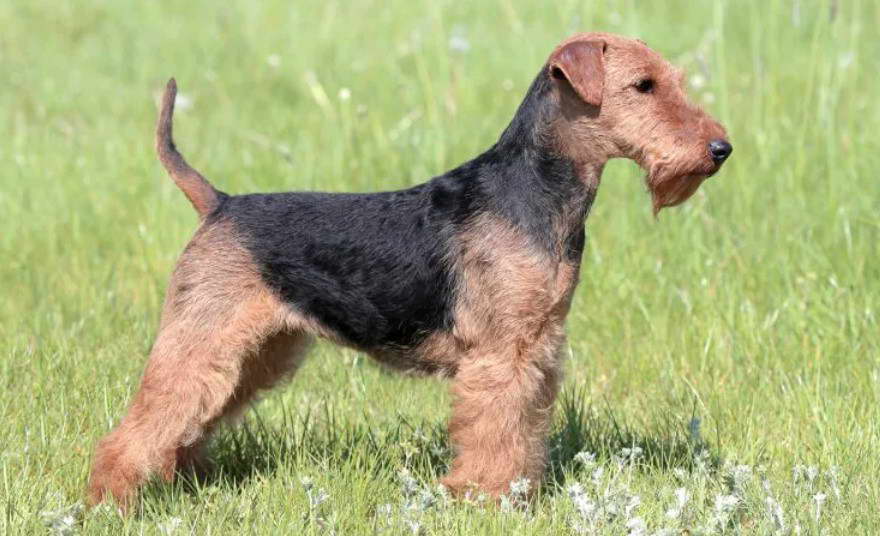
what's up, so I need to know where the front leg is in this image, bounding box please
[441,338,563,498]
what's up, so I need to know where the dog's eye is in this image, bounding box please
[634,78,654,93]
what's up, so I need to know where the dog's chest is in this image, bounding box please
[447,215,583,344]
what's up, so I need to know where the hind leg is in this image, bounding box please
[87,285,293,510]
[223,331,312,421]
[164,331,312,479]
[177,331,312,476]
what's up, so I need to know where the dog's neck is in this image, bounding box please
[459,69,605,259]
[496,68,609,185]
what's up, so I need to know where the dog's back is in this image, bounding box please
[218,187,458,350]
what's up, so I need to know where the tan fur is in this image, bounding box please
[439,214,577,496]
[549,33,727,213]
[549,39,606,107]
[88,221,315,510]
[90,33,730,509]
[156,79,221,218]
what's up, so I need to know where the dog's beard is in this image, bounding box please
[647,171,706,215]
[644,153,719,215]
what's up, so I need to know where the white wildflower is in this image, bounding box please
[591,466,605,487]
[174,92,193,111]
[308,488,329,509]
[158,517,183,535]
[712,493,739,528]
[703,493,740,532]
[666,487,690,519]
[574,451,597,467]
[567,482,586,498]
[338,88,351,101]
[675,487,690,506]
[693,448,711,473]
[449,35,470,53]
[792,464,806,484]
[729,464,753,496]
[624,495,641,518]
[403,518,422,534]
[567,483,598,534]
[398,468,420,499]
[448,26,470,53]
[765,496,786,533]
[501,477,530,512]
[826,466,841,501]
[813,492,827,523]
[715,494,739,513]
[435,483,451,505]
[267,53,281,68]
[415,489,435,512]
[604,494,621,518]
[621,446,644,462]
[41,502,84,536]
[572,494,597,520]
[376,503,393,517]
[509,477,531,497]
[626,516,648,536]
[301,475,330,520]
[805,466,819,486]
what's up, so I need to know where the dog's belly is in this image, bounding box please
[365,343,460,378]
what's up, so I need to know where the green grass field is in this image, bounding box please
[2,0,878,533]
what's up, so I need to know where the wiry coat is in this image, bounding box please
[88,32,730,510]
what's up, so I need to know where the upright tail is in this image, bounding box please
[156,78,221,218]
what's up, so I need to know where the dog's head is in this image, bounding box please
[548,32,732,213]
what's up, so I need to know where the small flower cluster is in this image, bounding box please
[41,498,83,536]
[300,476,334,532]
[373,468,450,534]
[566,447,646,534]
[499,477,532,513]
[562,447,844,535]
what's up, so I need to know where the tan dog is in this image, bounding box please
[88,32,730,510]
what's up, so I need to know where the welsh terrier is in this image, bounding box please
[88,32,731,509]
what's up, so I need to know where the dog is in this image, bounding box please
[88,32,731,509]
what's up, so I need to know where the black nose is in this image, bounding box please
[708,139,732,163]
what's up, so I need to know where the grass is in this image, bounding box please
[1,0,878,533]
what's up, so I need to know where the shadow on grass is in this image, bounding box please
[161,388,716,504]
[545,388,719,490]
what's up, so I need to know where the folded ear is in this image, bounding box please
[548,39,606,107]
